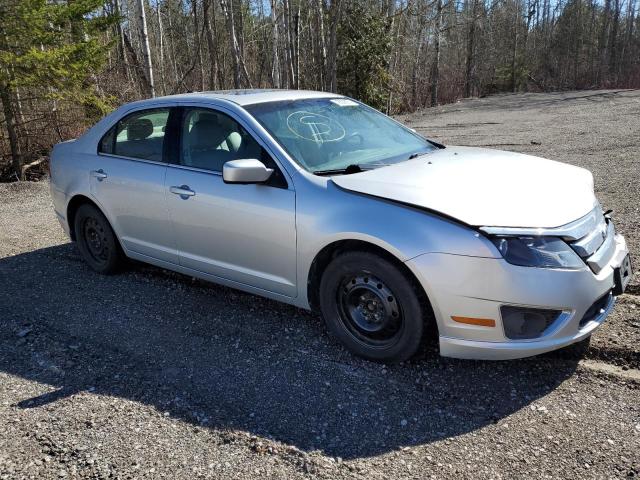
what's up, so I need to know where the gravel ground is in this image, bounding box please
[1,90,639,479]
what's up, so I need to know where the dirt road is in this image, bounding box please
[1,90,638,479]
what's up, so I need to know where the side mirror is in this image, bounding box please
[222,159,274,184]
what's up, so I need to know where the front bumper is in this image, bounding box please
[406,234,629,360]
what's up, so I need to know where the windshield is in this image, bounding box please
[245,98,437,173]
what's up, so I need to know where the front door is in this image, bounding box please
[165,106,297,297]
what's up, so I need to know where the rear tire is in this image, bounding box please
[74,203,124,274]
[319,251,427,363]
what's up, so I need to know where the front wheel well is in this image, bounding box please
[307,240,433,321]
[66,195,101,241]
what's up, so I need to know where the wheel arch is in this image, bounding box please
[306,239,434,323]
[66,194,118,244]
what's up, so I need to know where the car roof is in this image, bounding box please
[128,89,344,108]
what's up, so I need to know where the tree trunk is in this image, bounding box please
[136,0,155,97]
[511,0,519,92]
[598,0,612,83]
[219,0,252,88]
[315,0,327,90]
[123,30,154,94]
[192,0,205,91]
[235,0,245,57]
[621,0,636,81]
[270,0,281,88]
[430,0,443,107]
[464,0,478,97]
[411,24,424,109]
[0,82,22,180]
[608,0,621,76]
[165,4,181,87]
[588,0,597,84]
[325,0,342,92]
[573,0,582,88]
[294,1,300,89]
[113,0,132,82]
[384,0,396,114]
[283,0,295,88]
[203,0,219,90]
[156,2,166,95]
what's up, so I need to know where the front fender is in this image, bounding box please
[294,181,498,307]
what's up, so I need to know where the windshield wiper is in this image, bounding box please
[313,164,365,176]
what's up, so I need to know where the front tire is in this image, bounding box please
[319,251,428,363]
[74,203,124,274]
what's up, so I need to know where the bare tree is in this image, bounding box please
[4,0,640,180]
[113,0,132,83]
[598,0,612,82]
[511,0,520,93]
[136,0,155,97]
[314,0,327,89]
[465,0,479,97]
[155,1,166,95]
[270,0,281,88]
[203,0,220,89]
[430,0,443,106]
[294,1,300,89]
[219,0,252,88]
[0,79,22,179]
[325,0,342,92]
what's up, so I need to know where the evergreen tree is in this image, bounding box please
[336,2,392,110]
[0,0,113,178]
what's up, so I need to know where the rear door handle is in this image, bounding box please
[90,169,107,181]
[170,185,196,198]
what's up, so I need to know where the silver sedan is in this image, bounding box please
[49,89,632,363]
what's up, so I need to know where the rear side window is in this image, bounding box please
[99,108,170,162]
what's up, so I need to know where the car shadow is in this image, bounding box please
[0,244,579,459]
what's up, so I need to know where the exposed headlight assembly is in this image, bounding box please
[491,236,585,269]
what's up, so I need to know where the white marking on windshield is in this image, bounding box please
[286,111,346,144]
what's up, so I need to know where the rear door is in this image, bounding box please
[88,107,178,264]
[164,106,297,296]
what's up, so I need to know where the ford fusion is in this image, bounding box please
[49,89,632,363]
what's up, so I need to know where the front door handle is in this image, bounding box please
[170,185,196,199]
[90,169,107,181]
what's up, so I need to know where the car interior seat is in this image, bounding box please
[117,118,164,161]
[185,113,236,170]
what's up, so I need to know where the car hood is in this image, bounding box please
[331,146,597,228]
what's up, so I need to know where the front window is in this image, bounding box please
[245,98,437,174]
[177,107,287,187]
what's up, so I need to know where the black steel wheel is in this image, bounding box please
[82,216,110,265]
[319,251,428,363]
[338,274,404,348]
[74,203,124,274]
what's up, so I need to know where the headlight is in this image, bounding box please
[491,236,585,269]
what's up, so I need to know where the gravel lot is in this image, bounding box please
[1,90,639,479]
